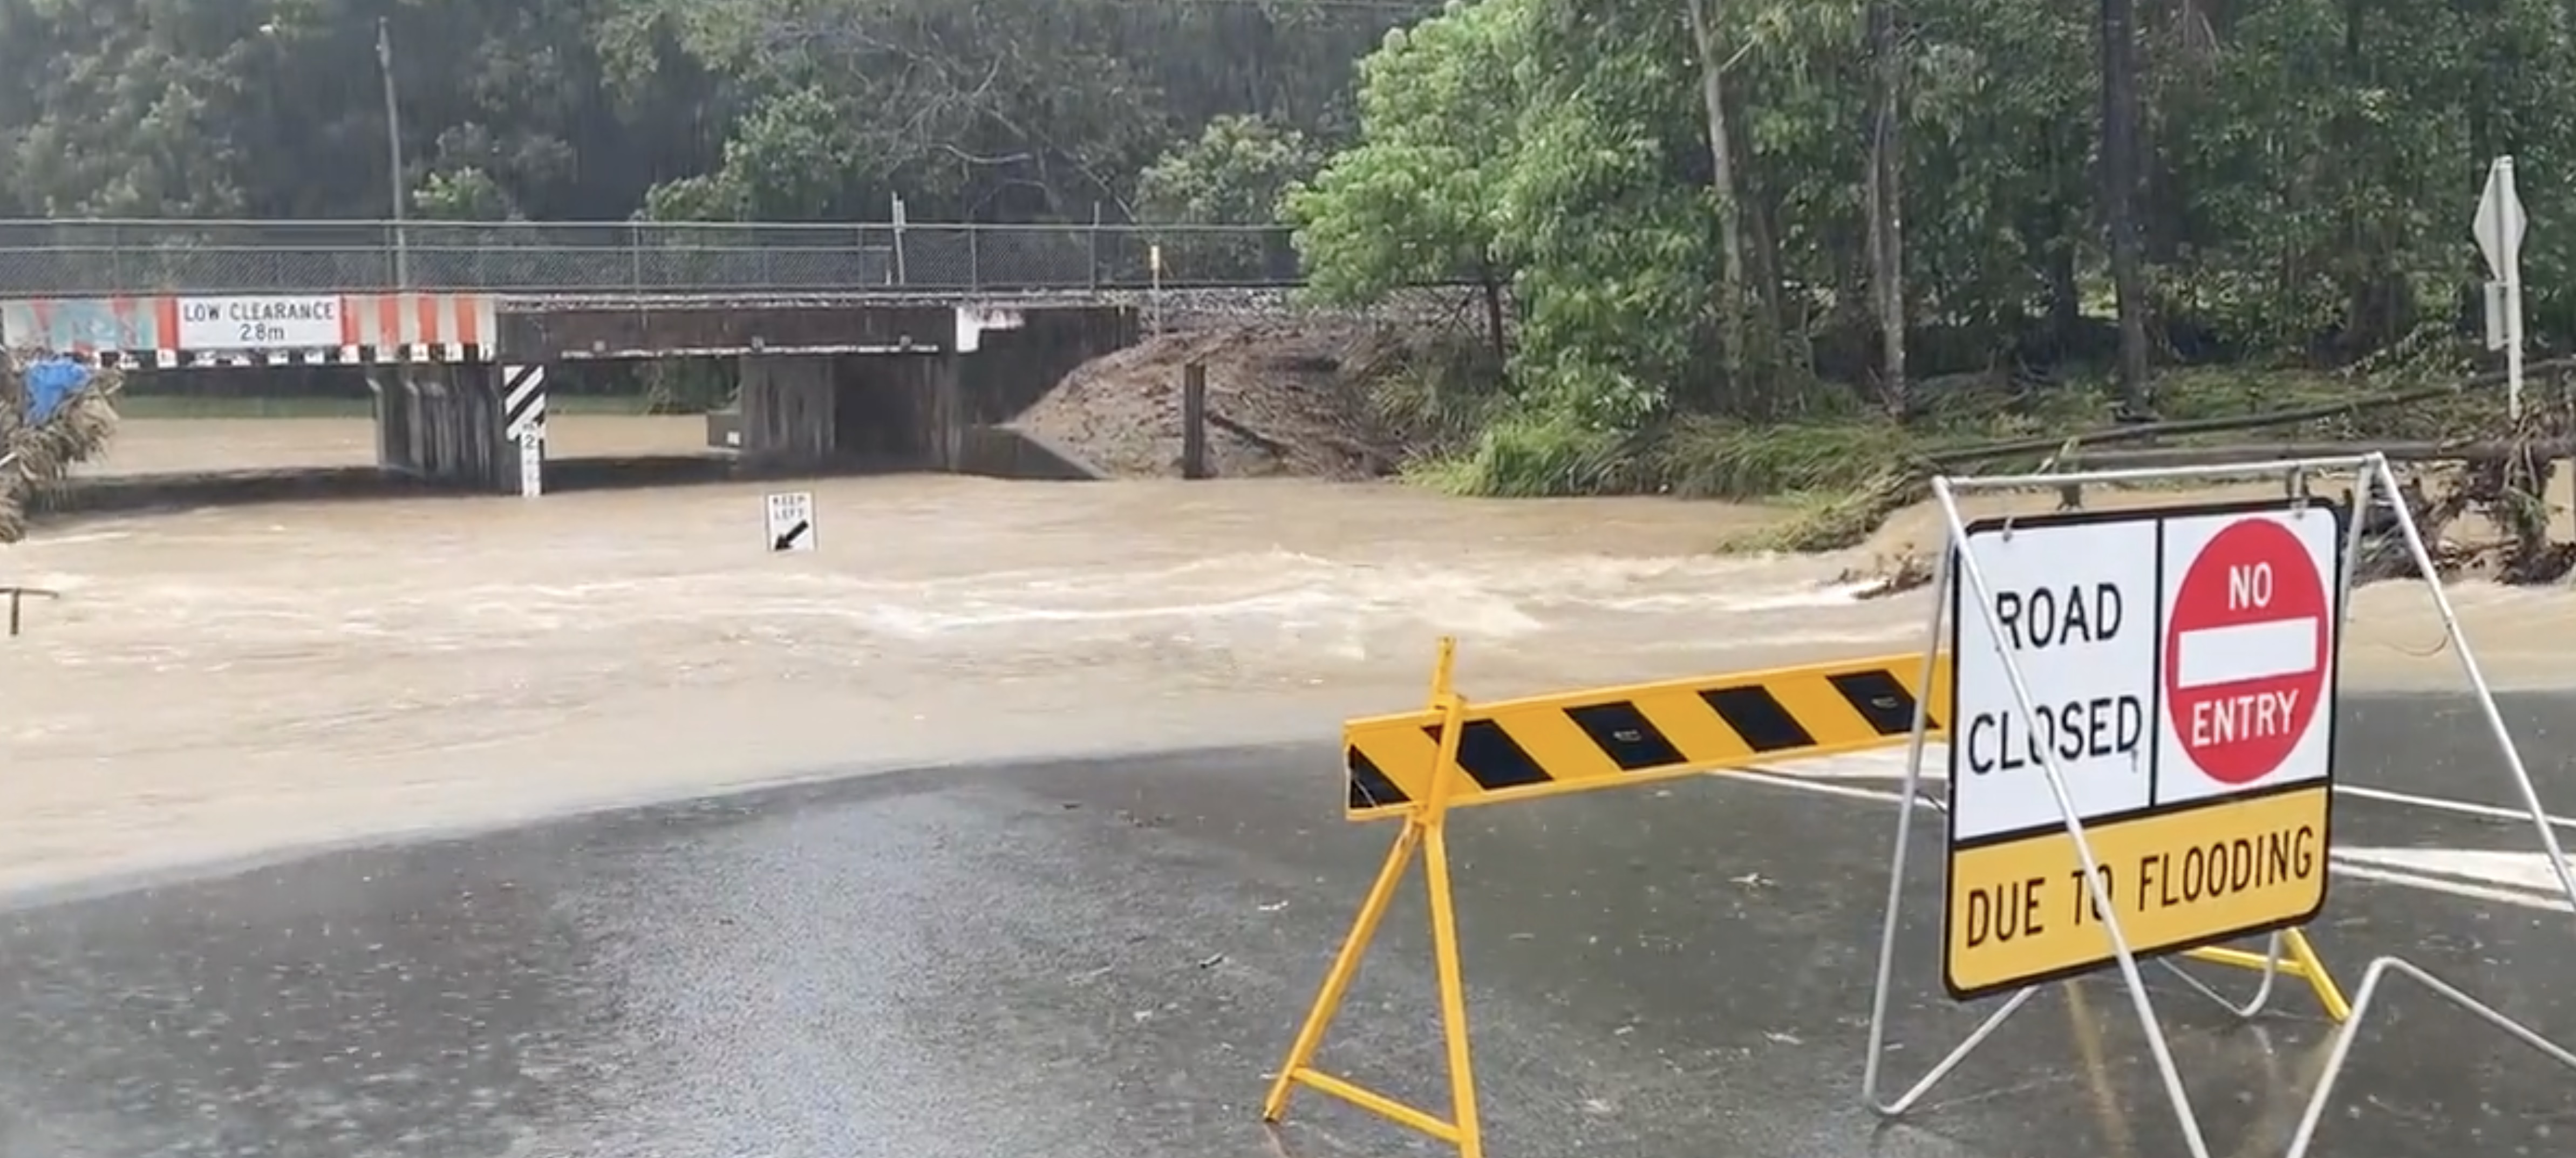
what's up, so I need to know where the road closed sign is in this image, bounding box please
[1943,499,2344,999]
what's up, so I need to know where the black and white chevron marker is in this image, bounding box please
[502,364,547,440]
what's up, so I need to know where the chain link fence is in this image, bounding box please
[0,220,1305,296]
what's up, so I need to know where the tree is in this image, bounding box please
[1862,0,1909,413]
[2097,0,2154,412]
[1136,114,1321,280]
[1287,0,1523,356]
[0,0,1410,225]
[5,0,2576,455]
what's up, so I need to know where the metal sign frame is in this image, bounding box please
[1855,452,2576,1158]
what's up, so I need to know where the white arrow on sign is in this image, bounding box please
[2474,155,2529,419]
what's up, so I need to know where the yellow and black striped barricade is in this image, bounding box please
[1341,650,1950,820]
[1262,640,2345,1158]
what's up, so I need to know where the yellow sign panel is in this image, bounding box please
[1341,653,1950,821]
[1942,784,2331,998]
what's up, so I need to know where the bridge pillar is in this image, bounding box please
[366,364,524,493]
[926,355,965,470]
[737,354,837,467]
[370,371,412,473]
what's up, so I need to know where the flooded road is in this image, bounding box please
[5,417,2575,895]
[6,419,2575,1158]
[2,734,2566,1158]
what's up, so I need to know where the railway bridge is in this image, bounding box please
[0,219,1299,492]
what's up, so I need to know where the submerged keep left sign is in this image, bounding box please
[1944,498,2346,998]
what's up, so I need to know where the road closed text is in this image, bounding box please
[1941,784,2330,997]
[1960,582,2148,775]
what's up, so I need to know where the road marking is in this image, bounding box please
[1766,750,1946,781]
[2335,847,2575,897]
[2331,784,2576,833]
[2330,862,2571,913]
[1722,766,2575,914]
[1748,745,2576,832]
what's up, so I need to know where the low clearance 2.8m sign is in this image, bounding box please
[1941,499,2347,998]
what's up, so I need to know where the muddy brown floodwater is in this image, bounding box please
[2,417,2571,894]
[76,414,718,475]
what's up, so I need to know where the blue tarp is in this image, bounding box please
[23,358,90,424]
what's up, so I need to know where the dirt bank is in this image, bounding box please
[1010,322,1433,480]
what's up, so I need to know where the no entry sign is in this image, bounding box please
[2151,509,2340,807]
[2161,518,2332,788]
[1944,499,2345,998]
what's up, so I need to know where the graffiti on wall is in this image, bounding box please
[1,298,164,355]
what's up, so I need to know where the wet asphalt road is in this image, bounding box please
[0,692,2571,1158]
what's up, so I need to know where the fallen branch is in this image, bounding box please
[2060,440,2573,470]
[1927,357,2576,468]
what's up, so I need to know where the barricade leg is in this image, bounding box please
[1420,822,1483,1156]
[1265,640,1483,1157]
[1262,819,1426,1124]
[2172,928,2350,1023]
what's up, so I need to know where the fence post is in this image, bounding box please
[891,193,909,285]
[969,225,981,291]
[1088,204,1102,292]
[1181,362,1208,480]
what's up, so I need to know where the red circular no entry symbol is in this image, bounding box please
[2163,518,2330,786]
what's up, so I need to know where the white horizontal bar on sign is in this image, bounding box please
[1939,454,2381,493]
[2174,618,2321,687]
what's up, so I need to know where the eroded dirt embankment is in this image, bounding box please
[1010,322,1445,480]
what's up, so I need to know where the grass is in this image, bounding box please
[1386,362,2526,551]
[114,393,662,420]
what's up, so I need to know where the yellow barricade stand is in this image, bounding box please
[1264,638,2346,1158]
[1263,638,1485,1154]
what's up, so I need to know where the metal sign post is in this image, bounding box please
[2,585,56,636]
[2475,156,2529,421]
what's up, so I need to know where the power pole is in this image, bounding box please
[378,17,410,289]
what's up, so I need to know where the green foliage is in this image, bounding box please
[1138,115,1320,226]
[1406,409,1644,496]
[2,0,2568,512]
[1414,363,2502,503]
[1292,0,2576,474]
[1362,345,1514,459]
[414,167,519,221]
[0,0,1417,223]
[1286,1,1524,304]
[1135,114,1320,278]
[1650,417,1916,500]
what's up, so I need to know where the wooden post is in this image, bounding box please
[1181,362,1208,480]
[3,587,57,637]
